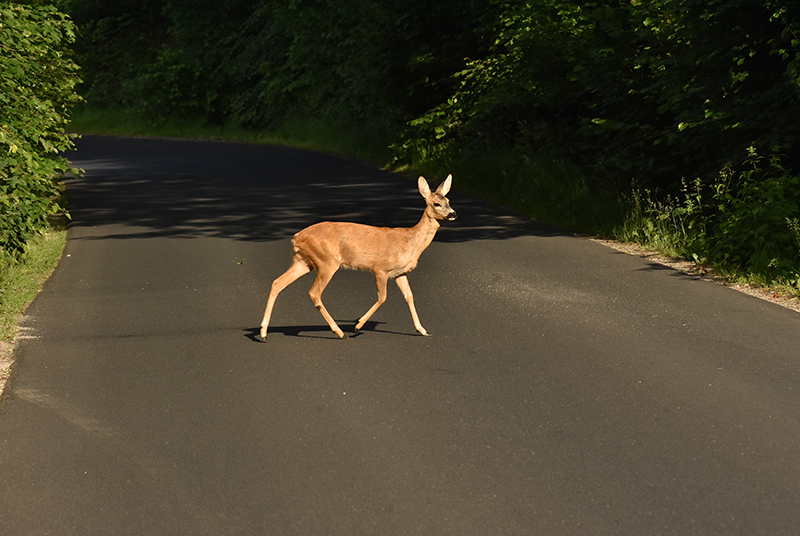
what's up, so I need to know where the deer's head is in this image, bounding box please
[419,174,457,221]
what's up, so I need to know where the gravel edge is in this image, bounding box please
[592,238,800,314]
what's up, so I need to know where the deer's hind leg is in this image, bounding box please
[355,271,389,333]
[261,259,312,339]
[308,261,347,339]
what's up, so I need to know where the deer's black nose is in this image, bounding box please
[447,211,457,220]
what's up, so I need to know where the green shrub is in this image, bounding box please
[618,148,800,294]
[707,149,800,282]
[0,2,81,261]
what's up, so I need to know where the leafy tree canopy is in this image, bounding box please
[1,2,81,260]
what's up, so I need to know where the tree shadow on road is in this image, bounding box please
[66,136,564,244]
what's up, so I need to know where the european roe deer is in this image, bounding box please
[260,175,456,339]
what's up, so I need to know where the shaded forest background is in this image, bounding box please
[5,0,800,291]
[61,0,800,179]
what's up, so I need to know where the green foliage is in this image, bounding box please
[707,149,800,281]
[0,2,81,262]
[55,0,170,110]
[398,1,800,187]
[64,0,497,128]
[69,107,395,165]
[617,179,708,260]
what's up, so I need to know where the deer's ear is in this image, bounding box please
[418,176,431,197]
[437,174,452,196]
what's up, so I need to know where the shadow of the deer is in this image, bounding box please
[244,320,421,342]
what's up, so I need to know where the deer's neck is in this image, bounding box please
[409,210,441,252]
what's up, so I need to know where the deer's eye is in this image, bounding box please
[434,202,442,207]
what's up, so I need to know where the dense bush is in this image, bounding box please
[0,2,81,261]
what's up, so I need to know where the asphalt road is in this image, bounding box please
[2,135,800,535]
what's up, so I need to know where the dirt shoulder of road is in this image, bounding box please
[592,238,800,314]
[1,341,13,402]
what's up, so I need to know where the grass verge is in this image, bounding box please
[615,173,800,299]
[0,230,66,397]
[69,107,395,165]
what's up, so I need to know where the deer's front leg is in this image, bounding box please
[394,275,429,336]
[355,272,389,332]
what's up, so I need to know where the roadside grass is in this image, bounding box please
[615,186,696,259]
[0,230,66,393]
[616,168,800,300]
[69,106,253,140]
[69,107,395,165]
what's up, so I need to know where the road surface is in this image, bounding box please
[1,135,800,535]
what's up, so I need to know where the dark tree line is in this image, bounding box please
[60,0,498,132]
